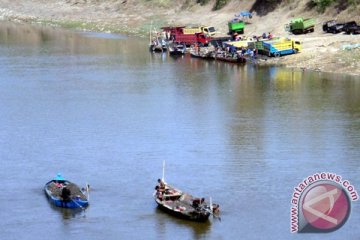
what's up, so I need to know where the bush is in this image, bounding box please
[308,0,334,12]
[212,0,230,10]
[197,0,210,5]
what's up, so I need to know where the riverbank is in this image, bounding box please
[0,0,359,75]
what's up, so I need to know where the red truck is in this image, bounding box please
[161,26,211,46]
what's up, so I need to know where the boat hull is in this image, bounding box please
[215,55,246,63]
[149,44,167,52]
[155,199,210,222]
[190,52,214,60]
[169,50,185,55]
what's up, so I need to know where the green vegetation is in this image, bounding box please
[196,0,230,10]
[152,0,358,13]
[307,0,360,13]
[196,0,210,5]
[307,0,334,12]
[212,0,230,10]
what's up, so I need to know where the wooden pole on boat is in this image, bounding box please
[162,160,165,182]
[86,182,90,201]
[149,21,152,44]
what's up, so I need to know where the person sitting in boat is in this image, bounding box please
[157,178,166,190]
[192,198,205,208]
[54,180,63,188]
[229,45,237,58]
[154,185,164,201]
[61,186,71,202]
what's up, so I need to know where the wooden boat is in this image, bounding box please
[149,44,167,52]
[149,25,167,52]
[153,180,220,222]
[168,44,186,55]
[214,52,246,63]
[189,47,215,60]
[44,173,89,209]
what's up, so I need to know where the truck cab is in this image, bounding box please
[202,26,216,36]
[293,40,302,52]
[183,26,217,36]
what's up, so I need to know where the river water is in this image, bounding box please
[0,21,359,240]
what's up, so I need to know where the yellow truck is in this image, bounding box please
[262,38,301,57]
[183,26,217,36]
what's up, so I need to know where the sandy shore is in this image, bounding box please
[0,0,359,76]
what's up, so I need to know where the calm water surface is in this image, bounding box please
[0,21,359,240]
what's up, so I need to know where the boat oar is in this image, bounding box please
[86,183,90,201]
[71,198,86,211]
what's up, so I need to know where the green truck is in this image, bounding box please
[228,20,245,35]
[286,18,315,34]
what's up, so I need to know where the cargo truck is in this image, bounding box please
[285,18,315,34]
[322,20,345,34]
[228,20,245,35]
[343,21,360,34]
[161,26,211,46]
[247,37,281,54]
[263,39,301,57]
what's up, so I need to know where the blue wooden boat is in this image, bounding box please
[44,173,89,209]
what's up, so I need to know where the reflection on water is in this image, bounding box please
[154,208,211,239]
[47,201,86,220]
[0,20,360,240]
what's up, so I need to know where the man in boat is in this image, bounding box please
[192,198,205,208]
[61,186,71,206]
[54,180,63,188]
[154,185,164,201]
[229,45,237,58]
[157,178,166,190]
